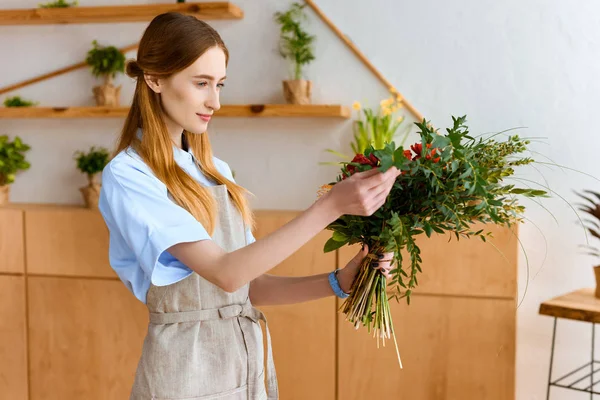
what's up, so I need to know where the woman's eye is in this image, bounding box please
[217,83,225,89]
[197,81,208,87]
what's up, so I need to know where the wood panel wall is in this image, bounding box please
[0,205,517,399]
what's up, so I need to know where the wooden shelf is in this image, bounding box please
[0,105,351,119]
[0,2,243,25]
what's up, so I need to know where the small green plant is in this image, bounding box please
[85,40,125,83]
[0,135,31,186]
[3,96,38,108]
[575,190,600,259]
[274,2,316,80]
[39,0,78,8]
[74,146,110,185]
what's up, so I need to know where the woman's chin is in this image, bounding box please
[185,121,209,135]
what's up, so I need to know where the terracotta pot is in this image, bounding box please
[93,75,121,107]
[282,80,312,105]
[594,266,600,299]
[0,185,9,206]
[80,183,101,209]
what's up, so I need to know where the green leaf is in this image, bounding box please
[423,222,433,237]
[332,231,348,242]
[323,237,348,253]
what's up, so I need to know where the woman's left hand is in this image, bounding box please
[337,244,395,293]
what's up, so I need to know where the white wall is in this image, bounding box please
[2,0,600,399]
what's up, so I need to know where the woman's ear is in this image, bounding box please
[143,74,161,94]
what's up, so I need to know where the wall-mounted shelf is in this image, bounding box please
[0,105,351,119]
[0,2,243,25]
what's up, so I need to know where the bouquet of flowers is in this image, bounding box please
[319,100,548,367]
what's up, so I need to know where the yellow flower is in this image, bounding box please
[391,103,404,113]
[396,116,404,122]
[382,108,392,116]
[380,98,394,109]
[352,101,361,111]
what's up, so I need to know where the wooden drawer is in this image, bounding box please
[27,276,147,400]
[0,208,25,273]
[338,295,516,400]
[0,275,28,400]
[25,209,114,278]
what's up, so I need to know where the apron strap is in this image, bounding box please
[149,301,279,399]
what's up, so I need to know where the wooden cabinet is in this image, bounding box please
[338,296,515,400]
[0,276,28,400]
[0,205,517,399]
[254,211,336,400]
[27,277,147,400]
[25,208,113,278]
[0,208,25,273]
[337,222,517,399]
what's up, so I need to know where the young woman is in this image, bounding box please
[98,12,399,400]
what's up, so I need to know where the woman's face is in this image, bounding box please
[147,46,227,137]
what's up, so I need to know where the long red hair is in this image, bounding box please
[115,12,254,235]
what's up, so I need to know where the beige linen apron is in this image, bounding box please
[130,185,278,400]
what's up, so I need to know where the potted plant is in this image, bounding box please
[274,2,316,105]
[74,146,110,209]
[576,190,600,298]
[4,96,38,108]
[38,0,78,8]
[85,40,125,107]
[0,135,31,206]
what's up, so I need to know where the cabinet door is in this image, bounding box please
[25,209,114,278]
[27,277,148,400]
[253,211,336,400]
[0,276,28,400]
[0,208,25,273]
[338,296,516,400]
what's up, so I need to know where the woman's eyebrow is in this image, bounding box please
[192,74,227,81]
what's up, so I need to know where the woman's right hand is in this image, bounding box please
[323,166,401,218]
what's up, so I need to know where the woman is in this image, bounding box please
[98,12,399,400]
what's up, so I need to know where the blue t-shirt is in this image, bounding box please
[98,135,255,303]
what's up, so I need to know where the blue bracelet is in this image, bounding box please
[328,269,350,299]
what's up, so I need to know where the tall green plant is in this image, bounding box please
[74,146,110,185]
[85,40,125,82]
[351,96,406,154]
[0,135,31,186]
[274,2,316,80]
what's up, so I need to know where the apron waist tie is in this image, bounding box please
[149,300,279,400]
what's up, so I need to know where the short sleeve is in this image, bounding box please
[99,158,212,287]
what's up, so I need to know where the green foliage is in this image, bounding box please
[324,116,547,307]
[574,190,600,260]
[85,40,125,79]
[38,0,78,8]
[0,135,31,186]
[3,96,38,108]
[350,96,406,155]
[274,2,316,80]
[74,146,110,179]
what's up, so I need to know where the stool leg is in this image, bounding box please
[592,323,595,399]
[547,317,557,400]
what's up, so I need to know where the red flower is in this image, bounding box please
[410,143,440,163]
[343,153,379,179]
[403,149,412,160]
